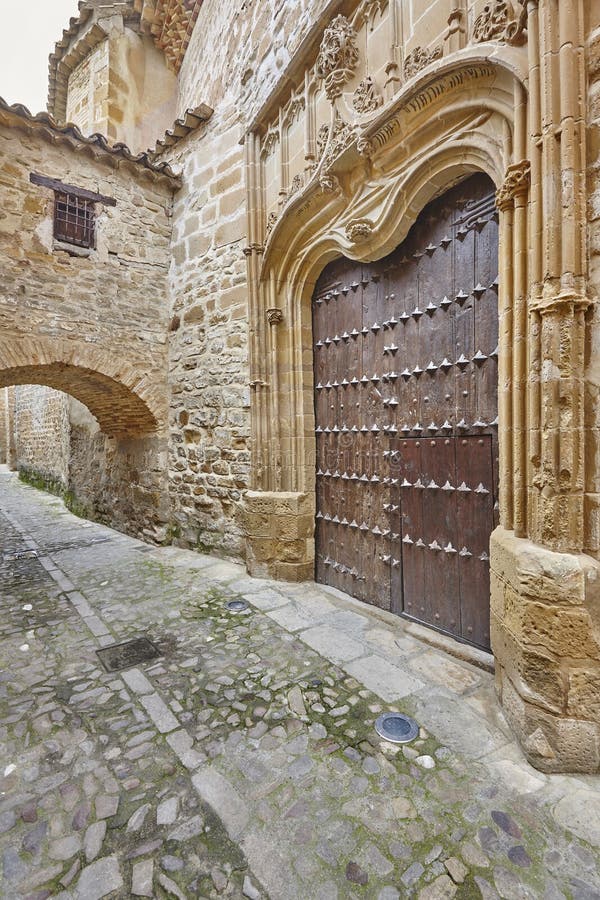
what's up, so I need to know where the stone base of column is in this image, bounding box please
[491,526,600,773]
[244,490,315,582]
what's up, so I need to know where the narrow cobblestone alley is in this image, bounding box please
[1,468,600,900]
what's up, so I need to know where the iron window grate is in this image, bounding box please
[54,191,96,248]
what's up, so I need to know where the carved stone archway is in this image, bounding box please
[243,4,600,774]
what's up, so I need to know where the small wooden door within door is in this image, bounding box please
[312,174,499,650]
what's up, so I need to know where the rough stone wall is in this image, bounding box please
[66,39,110,134]
[0,120,175,539]
[12,385,70,486]
[0,122,173,423]
[62,12,178,154]
[164,0,337,558]
[0,387,9,464]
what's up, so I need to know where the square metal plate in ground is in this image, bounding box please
[96,637,161,672]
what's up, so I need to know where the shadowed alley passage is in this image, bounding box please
[1,469,599,899]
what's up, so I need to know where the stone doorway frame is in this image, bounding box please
[243,7,600,774]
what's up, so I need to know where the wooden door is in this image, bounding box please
[312,174,498,650]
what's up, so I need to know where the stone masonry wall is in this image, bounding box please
[164,0,336,558]
[0,118,175,539]
[13,385,70,487]
[0,387,9,464]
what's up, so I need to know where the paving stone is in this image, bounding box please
[2,475,600,900]
[131,858,154,897]
[48,834,82,860]
[418,873,458,899]
[75,855,123,900]
[299,626,365,662]
[84,821,106,862]
[344,655,424,701]
[156,796,178,825]
[243,874,261,898]
[138,693,179,733]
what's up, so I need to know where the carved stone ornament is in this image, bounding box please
[319,172,340,193]
[495,160,531,210]
[321,112,356,171]
[266,307,284,325]
[404,45,443,79]
[316,123,330,160]
[472,1,527,45]
[345,218,373,242]
[316,15,359,100]
[352,76,383,114]
[288,173,304,197]
[266,211,278,236]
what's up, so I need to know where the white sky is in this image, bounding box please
[0,0,81,114]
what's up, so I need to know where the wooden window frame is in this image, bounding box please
[29,172,116,252]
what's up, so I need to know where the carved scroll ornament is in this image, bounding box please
[316,15,359,100]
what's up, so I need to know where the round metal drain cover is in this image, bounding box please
[375,712,419,744]
[226,599,249,612]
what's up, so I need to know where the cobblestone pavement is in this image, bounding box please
[1,469,600,900]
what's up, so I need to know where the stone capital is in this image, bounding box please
[496,160,531,211]
[266,307,284,326]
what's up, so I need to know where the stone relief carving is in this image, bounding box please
[472,0,527,45]
[319,172,340,193]
[352,76,383,114]
[404,45,443,79]
[345,218,373,242]
[321,112,357,171]
[261,126,279,159]
[495,160,531,210]
[266,307,284,325]
[316,15,359,100]
[288,173,304,197]
[316,124,330,161]
[266,211,278,236]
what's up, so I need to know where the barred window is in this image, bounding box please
[29,173,116,252]
[54,191,96,248]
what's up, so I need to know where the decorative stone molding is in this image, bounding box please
[404,45,443,79]
[261,126,279,160]
[495,159,531,210]
[357,136,375,158]
[472,1,527,46]
[352,76,383,114]
[345,218,373,242]
[316,15,359,100]
[266,308,284,326]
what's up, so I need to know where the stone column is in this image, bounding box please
[491,0,600,773]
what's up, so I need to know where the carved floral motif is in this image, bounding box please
[316,15,359,100]
[472,0,527,45]
[495,160,531,210]
[345,218,373,242]
[319,173,340,193]
[352,76,383,114]
[404,45,443,79]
